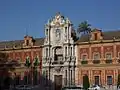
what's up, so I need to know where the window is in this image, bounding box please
[94,76,99,85]
[46,29,48,36]
[94,33,98,40]
[107,76,112,85]
[82,55,87,61]
[46,48,48,57]
[71,47,72,56]
[65,47,67,56]
[70,70,72,84]
[65,27,67,33]
[94,53,100,60]
[26,40,29,46]
[106,53,112,60]
[65,70,67,85]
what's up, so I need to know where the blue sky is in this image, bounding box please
[0,0,120,41]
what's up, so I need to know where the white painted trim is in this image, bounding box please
[105,52,112,60]
[93,52,100,60]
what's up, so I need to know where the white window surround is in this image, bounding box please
[93,52,100,60]
[118,52,120,59]
[105,52,112,60]
[81,54,88,61]
[46,48,48,57]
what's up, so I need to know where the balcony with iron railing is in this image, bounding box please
[92,60,100,64]
[81,60,88,64]
[105,59,112,64]
[117,59,120,63]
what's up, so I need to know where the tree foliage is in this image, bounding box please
[83,74,90,90]
[0,52,20,89]
[77,21,91,35]
[117,74,120,88]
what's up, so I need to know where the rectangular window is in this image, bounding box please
[107,76,112,85]
[94,53,100,60]
[106,53,112,60]
[94,33,98,40]
[65,70,67,85]
[65,47,67,56]
[71,70,72,85]
[26,40,29,46]
[82,55,87,61]
[65,27,67,33]
[46,29,48,36]
[71,47,72,56]
[46,48,48,57]
[94,76,99,85]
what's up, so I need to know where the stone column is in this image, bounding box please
[73,66,75,85]
[68,67,70,87]
[89,70,91,86]
[101,45,104,64]
[89,45,92,64]
[101,70,105,85]
[79,70,81,85]
[91,70,93,85]
[113,44,116,64]
[114,69,118,85]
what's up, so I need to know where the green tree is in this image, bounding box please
[83,74,90,90]
[33,56,40,85]
[24,56,31,85]
[33,56,40,66]
[117,74,120,88]
[0,52,20,89]
[25,56,31,67]
[77,21,91,35]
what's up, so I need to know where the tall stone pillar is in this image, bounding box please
[89,45,92,64]
[101,45,104,64]
[113,44,116,64]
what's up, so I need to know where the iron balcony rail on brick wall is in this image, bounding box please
[105,59,112,64]
[92,60,100,64]
[81,60,88,64]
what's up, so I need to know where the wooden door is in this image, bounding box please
[54,75,62,90]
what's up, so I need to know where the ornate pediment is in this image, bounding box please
[47,12,71,26]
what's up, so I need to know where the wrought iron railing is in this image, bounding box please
[105,59,112,64]
[81,60,88,64]
[92,60,100,64]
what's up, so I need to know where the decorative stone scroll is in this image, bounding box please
[93,70,101,75]
[54,66,61,73]
[106,70,113,75]
[81,70,88,75]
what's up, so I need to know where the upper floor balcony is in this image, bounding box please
[80,58,119,65]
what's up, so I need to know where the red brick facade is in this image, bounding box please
[0,35,43,79]
[76,29,120,86]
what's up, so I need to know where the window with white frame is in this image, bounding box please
[82,54,87,61]
[65,47,67,56]
[93,53,100,60]
[46,29,48,36]
[106,53,112,60]
[71,47,72,56]
[46,48,48,57]
[107,76,112,85]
